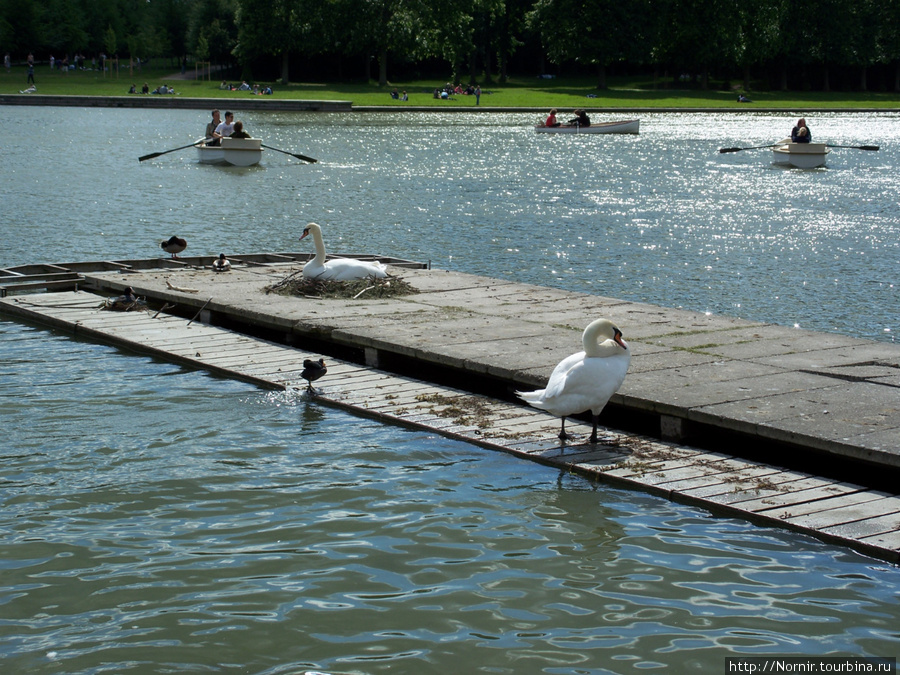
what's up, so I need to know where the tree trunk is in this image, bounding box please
[280,51,289,86]
[822,64,830,92]
[596,63,606,89]
[378,50,387,86]
[859,65,867,91]
[895,60,900,92]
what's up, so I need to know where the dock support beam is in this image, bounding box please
[660,415,686,441]
[365,347,380,368]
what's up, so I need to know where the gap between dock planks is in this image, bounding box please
[2,290,898,562]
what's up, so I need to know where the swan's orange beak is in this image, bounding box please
[614,330,627,349]
[299,228,310,241]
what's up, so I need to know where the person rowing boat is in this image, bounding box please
[565,109,591,128]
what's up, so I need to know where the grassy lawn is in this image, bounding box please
[3,65,898,109]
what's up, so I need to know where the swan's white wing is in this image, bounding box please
[521,353,629,417]
[304,258,387,281]
[542,351,586,400]
[569,355,630,414]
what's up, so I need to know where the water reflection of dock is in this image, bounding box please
[1,254,898,562]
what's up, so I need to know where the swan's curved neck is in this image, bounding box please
[310,226,327,264]
[582,320,624,358]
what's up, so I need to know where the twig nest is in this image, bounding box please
[265,273,418,299]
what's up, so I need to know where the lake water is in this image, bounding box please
[1,106,899,673]
[2,107,898,340]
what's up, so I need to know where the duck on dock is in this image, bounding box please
[517,318,630,444]
[103,286,146,311]
[299,222,388,281]
[161,236,187,258]
[301,358,327,393]
[212,253,231,272]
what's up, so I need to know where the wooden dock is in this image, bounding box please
[2,272,899,563]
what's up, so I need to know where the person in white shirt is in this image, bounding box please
[214,111,235,142]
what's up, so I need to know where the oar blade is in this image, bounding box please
[718,143,778,154]
[825,144,879,151]
[261,143,317,163]
[138,138,210,163]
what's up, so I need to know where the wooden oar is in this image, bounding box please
[718,143,779,154]
[261,143,317,163]
[139,138,210,162]
[825,144,879,151]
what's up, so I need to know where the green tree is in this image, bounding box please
[150,0,190,61]
[417,0,478,84]
[81,0,124,55]
[0,0,43,56]
[41,0,88,57]
[104,25,118,56]
[732,0,787,91]
[845,0,880,91]
[188,0,237,68]
[493,0,530,82]
[882,0,900,91]
[326,0,424,85]
[529,0,652,89]
[652,0,736,89]
[235,0,315,84]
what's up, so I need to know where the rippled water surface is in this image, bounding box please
[2,106,900,673]
[1,107,898,341]
[2,320,900,674]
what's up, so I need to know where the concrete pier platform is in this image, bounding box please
[2,254,898,476]
[1,255,898,560]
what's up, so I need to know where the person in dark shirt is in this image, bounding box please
[230,121,251,139]
[566,109,591,127]
[791,118,811,143]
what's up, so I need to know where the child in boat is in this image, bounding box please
[230,121,251,139]
[544,109,560,127]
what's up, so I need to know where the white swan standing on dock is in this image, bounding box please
[299,222,388,281]
[517,318,631,443]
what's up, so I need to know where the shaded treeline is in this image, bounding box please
[2,0,899,91]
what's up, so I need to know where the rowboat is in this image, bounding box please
[534,119,640,134]
[196,137,263,166]
[771,138,829,169]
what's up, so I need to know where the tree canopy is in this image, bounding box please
[2,0,898,91]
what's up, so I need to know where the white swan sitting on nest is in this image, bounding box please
[517,318,631,444]
[299,222,388,281]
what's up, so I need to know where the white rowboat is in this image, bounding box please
[771,138,829,169]
[196,137,263,166]
[534,119,640,134]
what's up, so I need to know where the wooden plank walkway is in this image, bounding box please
[2,290,898,563]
